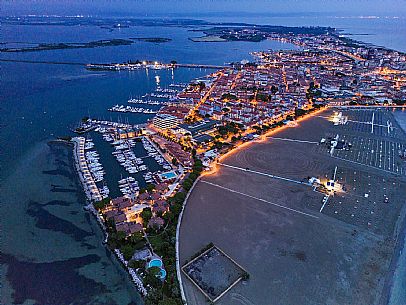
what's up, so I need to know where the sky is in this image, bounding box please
[2,0,406,17]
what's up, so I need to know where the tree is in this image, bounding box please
[149,266,161,277]
[171,192,186,205]
[93,197,110,210]
[147,184,156,192]
[170,203,183,215]
[189,172,198,181]
[158,299,178,305]
[139,188,147,194]
[182,178,193,191]
[141,208,153,225]
[121,244,135,261]
[128,259,145,269]
[171,158,178,166]
[129,232,144,244]
[295,108,307,118]
[113,231,126,242]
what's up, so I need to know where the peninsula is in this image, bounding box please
[68,23,406,305]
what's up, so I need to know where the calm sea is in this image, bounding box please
[0,15,405,305]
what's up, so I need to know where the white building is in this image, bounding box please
[153,114,179,129]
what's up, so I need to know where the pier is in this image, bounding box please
[174,63,227,69]
[0,58,227,70]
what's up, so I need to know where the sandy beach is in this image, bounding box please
[179,108,406,305]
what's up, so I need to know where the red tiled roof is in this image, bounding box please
[148,216,165,228]
[114,213,127,223]
[116,222,129,232]
[127,222,143,234]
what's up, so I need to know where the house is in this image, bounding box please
[151,192,162,201]
[114,213,127,224]
[155,183,169,193]
[116,222,129,232]
[127,222,143,234]
[112,196,133,210]
[152,200,169,214]
[148,216,165,229]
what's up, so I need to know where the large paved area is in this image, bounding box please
[179,108,406,305]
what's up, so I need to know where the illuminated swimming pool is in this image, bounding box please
[147,258,167,280]
[159,171,177,180]
[159,269,167,279]
[148,258,163,268]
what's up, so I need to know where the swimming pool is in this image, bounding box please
[159,269,167,279]
[148,258,163,268]
[147,258,167,279]
[159,171,177,180]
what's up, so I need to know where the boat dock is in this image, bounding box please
[72,137,103,202]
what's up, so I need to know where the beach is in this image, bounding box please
[179,108,406,305]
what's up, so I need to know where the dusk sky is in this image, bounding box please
[3,0,406,16]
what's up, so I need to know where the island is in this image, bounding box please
[130,37,172,43]
[0,39,134,53]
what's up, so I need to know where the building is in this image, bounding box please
[115,127,141,140]
[153,114,179,129]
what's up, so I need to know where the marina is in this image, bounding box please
[108,104,160,114]
[128,98,166,105]
[76,123,177,199]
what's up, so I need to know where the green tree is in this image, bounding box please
[93,197,110,210]
[149,266,161,277]
[141,208,153,225]
[158,299,178,305]
[120,244,135,261]
[170,203,183,215]
[169,192,186,206]
[146,184,156,192]
[128,259,145,269]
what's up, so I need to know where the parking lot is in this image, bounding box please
[335,109,406,139]
[322,167,404,236]
[332,135,405,175]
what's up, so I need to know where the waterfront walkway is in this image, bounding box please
[72,137,102,202]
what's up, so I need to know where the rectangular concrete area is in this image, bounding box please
[182,245,246,303]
